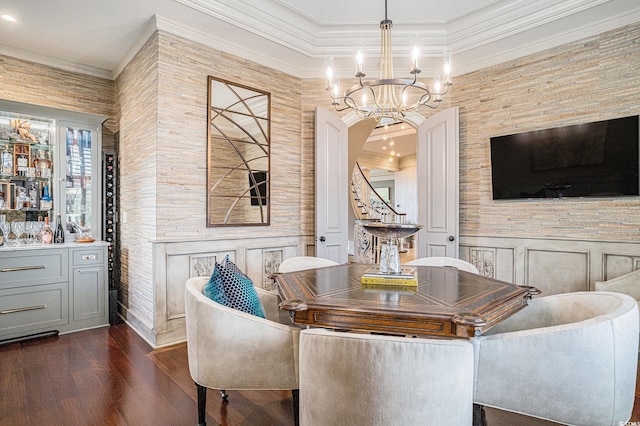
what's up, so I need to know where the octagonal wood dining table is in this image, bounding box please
[276,263,539,339]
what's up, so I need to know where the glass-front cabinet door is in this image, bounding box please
[0,100,104,247]
[0,110,55,226]
[58,121,102,241]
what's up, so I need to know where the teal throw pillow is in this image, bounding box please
[220,255,266,318]
[203,262,229,305]
[202,256,266,318]
[222,255,247,278]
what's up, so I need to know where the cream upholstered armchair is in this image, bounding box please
[184,277,300,426]
[277,256,339,273]
[595,269,640,350]
[404,256,479,274]
[299,328,475,425]
[595,269,640,299]
[472,291,639,426]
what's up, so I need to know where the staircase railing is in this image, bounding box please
[351,162,407,263]
[351,162,406,224]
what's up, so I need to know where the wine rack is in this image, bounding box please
[103,151,116,286]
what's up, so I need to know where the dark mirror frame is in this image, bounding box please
[206,76,271,226]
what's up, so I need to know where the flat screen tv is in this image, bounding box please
[490,115,639,200]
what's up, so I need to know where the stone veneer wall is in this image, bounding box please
[454,23,640,241]
[0,54,117,170]
[0,54,115,124]
[114,35,160,332]
[115,31,310,339]
[153,32,306,240]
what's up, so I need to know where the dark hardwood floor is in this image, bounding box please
[0,322,639,425]
[0,323,295,425]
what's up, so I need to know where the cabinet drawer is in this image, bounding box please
[0,282,69,337]
[0,249,67,287]
[72,248,105,266]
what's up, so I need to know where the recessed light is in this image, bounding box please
[2,15,16,22]
[382,146,387,150]
[389,140,395,146]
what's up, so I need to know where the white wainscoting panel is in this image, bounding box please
[461,236,640,298]
[150,236,311,347]
[526,249,589,296]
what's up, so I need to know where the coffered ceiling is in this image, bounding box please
[0,0,638,80]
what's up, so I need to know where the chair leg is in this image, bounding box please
[473,403,487,426]
[292,389,299,426]
[196,383,206,426]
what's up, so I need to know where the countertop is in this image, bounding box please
[0,241,110,252]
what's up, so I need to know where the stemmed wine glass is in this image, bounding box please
[26,221,39,244]
[0,222,10,246]
[34,220,45,243]
[11,221,26,245]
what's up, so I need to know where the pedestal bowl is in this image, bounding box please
[361,222,423,275]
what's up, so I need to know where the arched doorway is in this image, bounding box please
[315,108,458,262]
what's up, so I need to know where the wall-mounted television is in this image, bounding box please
[490,115,639,200]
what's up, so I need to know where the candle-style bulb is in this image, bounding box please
[325,56,335,90]
[409,34,420,74]
[442,49,452,84]
[355,39,366,77]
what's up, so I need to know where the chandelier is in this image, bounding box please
[325,0,453,122]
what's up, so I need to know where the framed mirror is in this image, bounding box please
[207,76,270,226]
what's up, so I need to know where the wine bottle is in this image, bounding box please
[33,149,52,178]
[40,184,53,211]
[42,216,54,244]
[54,213,65,243]
[14,144,29,176]
[0,144,12,176]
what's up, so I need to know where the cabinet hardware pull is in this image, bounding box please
[82,255,97,260]
[1,304,47,314]
[1,265,46,272]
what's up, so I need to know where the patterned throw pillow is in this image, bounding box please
[203,262,228,305]
[202,256,266,318]
[220,255,266,318]
[222,255,248,279]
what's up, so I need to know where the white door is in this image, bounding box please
[315,108,348,263]
[416,107,459,258]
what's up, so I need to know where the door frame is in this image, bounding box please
[339,111,427,251]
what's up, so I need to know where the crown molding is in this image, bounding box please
[168,0,640,80]
[0,43,113,80]
[113,16,160,79]
[175,0,321,56]
[453,1,640,75]
[152,15,308,77]
[447,0,609,49]
[2,0,637,83]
